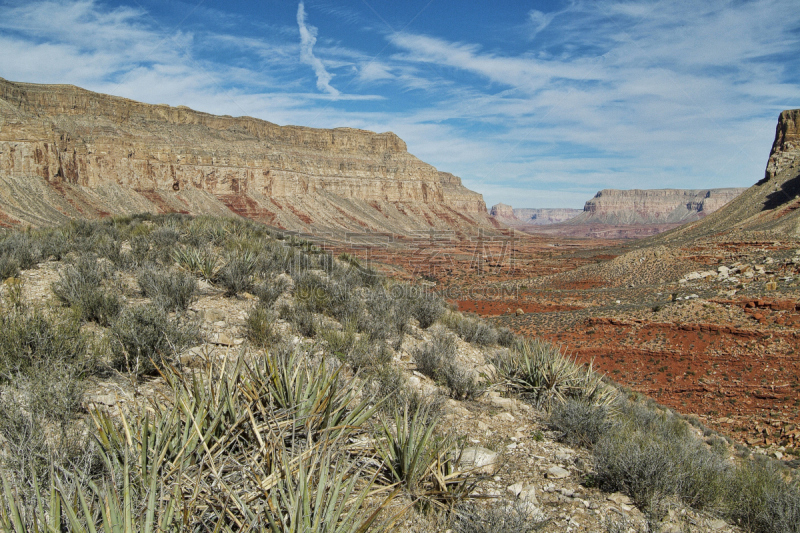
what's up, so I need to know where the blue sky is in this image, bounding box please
[1,0,798,208]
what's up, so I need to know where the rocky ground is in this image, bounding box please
[345,230,800,465]
[1,246,748,533]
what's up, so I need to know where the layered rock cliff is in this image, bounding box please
[653,109,800,243]
[0,77,490,234]
[569,188,745,225]
[489,203,582,226]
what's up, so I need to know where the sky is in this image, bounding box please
[0,0,798,209]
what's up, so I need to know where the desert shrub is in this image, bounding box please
[727,457,800,533]
[137,265,198,311]
[90,232,122,263]
[365,365,444,420]
[496,327,516,347]
[450,500,548,533]
[216,250,258,296]
[38,229,69,261]
[0,307,87,378]
[253,276,291,308]
[411,293,446,329]
[443,313,498,346]
[246,304,281,348]
[280,304,317,337]
[414,329,457,380]
[548,399,612,447]
[593,401,730,515]
[0,232,39,277]
[149,226,181,249]
[294,271,331,313]
[128,233,152,264]
[0,255,19,280]
[110,304,200,375]
[317,251,334,271]
[493,339,618,408]
[358,287,410,343]
[0,390,98,509]
[52,255,121,325]
[414,329,482,400]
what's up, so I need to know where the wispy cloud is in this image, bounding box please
[0,0,798,210]
[296,1,338,96]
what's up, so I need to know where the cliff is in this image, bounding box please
[651,109,800,244]
[0,77,489,234]
[569,188,745,226]
[489,203,582,226]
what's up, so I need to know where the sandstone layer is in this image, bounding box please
[570,188,746,226]
[0,77,490,234]
[489,203,582,226]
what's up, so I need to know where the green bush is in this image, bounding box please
[246,304,281,348]
[411,293,446,329]
[548,399,612,447]
[137,265,198,311]
[593,401,730,515]
[52,255,121,325]
[0,307,87,378]
[216,250,258,296]
[110,304,200,375]
[727,457,800,533]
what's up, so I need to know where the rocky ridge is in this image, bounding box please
[0,77,489,234]
[648,109,800,244]
[489,203,582,225]
[571,188,746,225]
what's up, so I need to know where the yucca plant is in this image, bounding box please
[493,339,618,408]
[172,247,218,281]
[375,402,478,509]
[261,436,401,533]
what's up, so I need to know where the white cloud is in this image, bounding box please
[0,0,799,209]
[296,1,339,96]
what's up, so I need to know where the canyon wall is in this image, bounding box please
[570,188,746,225]
[0,77,489,234]
[653,109,800,243]
[489,203,582,225]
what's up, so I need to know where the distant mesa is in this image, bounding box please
[0,77,491,235]
[492,187,746,238]
[489,203,582,225]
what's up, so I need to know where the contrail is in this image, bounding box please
[297,1,339,96]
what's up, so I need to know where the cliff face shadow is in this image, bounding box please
[763,173,800,211]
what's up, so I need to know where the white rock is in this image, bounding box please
[460,447,499,474]
[489,396,517,413]
[494,412,516,423]
[507,482,524,497]
[607,492,632,505]
[546,466,570,479]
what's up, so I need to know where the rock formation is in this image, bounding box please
[569,188,745,226]
[653,109,800,243]
[489,204,582,226]
[490,188,743,238]
[0,77,490,234]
